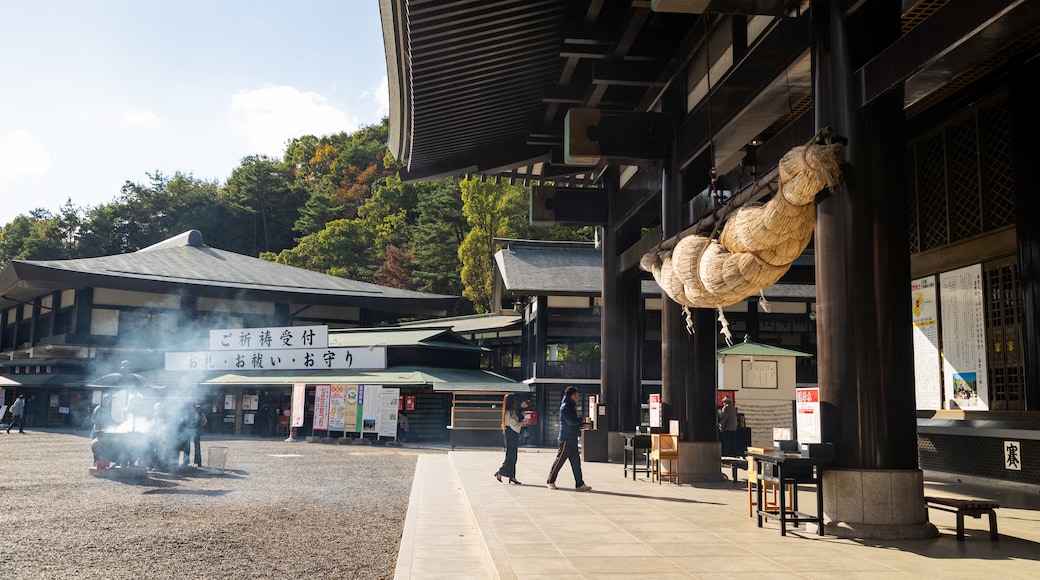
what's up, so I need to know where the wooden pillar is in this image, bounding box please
[812,0,918,470]
[660,161,691,437]
[601,167,643,431]
[688,306,717,442]
[1009,51,1040,410]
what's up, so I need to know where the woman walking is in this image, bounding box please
[493,393,526,484]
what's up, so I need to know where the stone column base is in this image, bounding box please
[677,440,725,483]
[823,468,938,539]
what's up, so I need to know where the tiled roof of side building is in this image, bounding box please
[0,230,457,312]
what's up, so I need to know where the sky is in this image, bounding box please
[0,0,390,226]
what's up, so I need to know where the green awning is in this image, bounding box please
[201,366,528,393]
[716,338,812,358]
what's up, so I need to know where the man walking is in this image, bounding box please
[7,394,26,433]
[546,386,591,491]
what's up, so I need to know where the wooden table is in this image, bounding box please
[750,452,826,536]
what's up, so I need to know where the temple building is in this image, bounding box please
[380,0,1040,538]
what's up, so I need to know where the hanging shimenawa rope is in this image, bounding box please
[642,128,846,342]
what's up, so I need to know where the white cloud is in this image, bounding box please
[120,108,160,129]
[227,85,359,157]
[361,76,390,118]
[0,129,50,179]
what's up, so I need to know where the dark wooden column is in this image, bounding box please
[660,160,694,437]
[812,0,918,469]
[1009,50,1040,410]
[689,306,718,442]
[601,167,643,431]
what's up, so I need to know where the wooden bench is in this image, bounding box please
[924,496,999,541]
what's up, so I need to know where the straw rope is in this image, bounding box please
[641,134,845,314]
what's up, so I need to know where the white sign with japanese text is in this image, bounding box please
[795,387,821,444]
[209,325,328,351]
[1004,440,1021,471]
[380,387,400,438]
[939,264,988,411]
[166,346,387,371]
[911,276,942,410]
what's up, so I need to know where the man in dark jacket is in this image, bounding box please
[545,386,591,491]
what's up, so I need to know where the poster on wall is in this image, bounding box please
[362,385,381,432]
[291,383,306,428]
[328,385,346,432]
[343,385,360,432]
[911,276,942,410]
[224,394,236,410]
[796,388,821,444]
[312,384,331,431]
[243,394,259,411]
[939,264,989,411]
[741,360,778,389]
[380,387,400,438]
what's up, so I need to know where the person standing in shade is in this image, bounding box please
[718,395,739,456]
[397,411,410,443]
[493,393,526,485]
[187,401,205,467]
[7,394,26,433]
[546,386,591,491]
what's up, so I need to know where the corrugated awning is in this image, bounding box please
[201,366,528,393]
[0,373,87,386]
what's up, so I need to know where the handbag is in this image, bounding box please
[199,413,208,427]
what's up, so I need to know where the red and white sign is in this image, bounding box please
[290,383,306,428]
[649,393,661,427]
[796,387,821,444]
[313,384,331,431]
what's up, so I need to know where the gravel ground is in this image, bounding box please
[0,429,434,579]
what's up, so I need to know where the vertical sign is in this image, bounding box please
[356,385,367,433]
[362,385,381,433]
[939,264,989,410]
[796,387,821,444]
[649,393,661,427]
[343,385,359,432]
[313,384,331,431]
[290,383,306,428]
[328,385,346,432]
[911,276,942,410]
[379,387,399,438]
[1004,441,1021,471]
[405,395,416,411]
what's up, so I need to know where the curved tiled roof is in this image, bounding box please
[0,230,456,314]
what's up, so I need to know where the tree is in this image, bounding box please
[265,218,375,281]
[411,178,467,297]
[293,181,344,239]
[75,172,248,257]
[0,209,73,262]
[224,155,306,255]
[374,244,415,289]
[458,177,529,312]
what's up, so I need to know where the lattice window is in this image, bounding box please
[983,257,1024,410]
[979,102,1016,229]
[907,93,1015,253]
[916,134,948,251]
[946,117,981,242]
